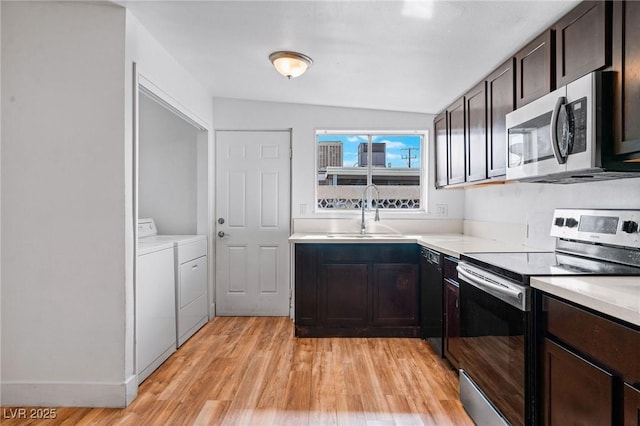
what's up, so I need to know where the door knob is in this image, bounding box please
[217,231,229,238]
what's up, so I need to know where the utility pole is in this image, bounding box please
[401,147,418,168]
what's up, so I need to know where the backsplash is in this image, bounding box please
[465,177,640,249]
[292,218,463,235]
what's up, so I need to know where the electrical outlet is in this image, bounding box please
[299,204,307,215]
[435,204,448,216]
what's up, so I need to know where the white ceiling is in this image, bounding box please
[119,0,581,114]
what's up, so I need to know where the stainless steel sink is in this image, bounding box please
[325,233,406,239]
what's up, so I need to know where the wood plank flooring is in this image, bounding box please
[1,317,473,425]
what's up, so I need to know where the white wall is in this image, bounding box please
[1,2,214,407]
[1,2,130,406]
[464,178,640,247]
[138,93,199,235]
[212,97,465,228]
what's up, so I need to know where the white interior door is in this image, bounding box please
[215,130,291,316]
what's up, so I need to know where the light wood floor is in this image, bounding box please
[1,317,473,425]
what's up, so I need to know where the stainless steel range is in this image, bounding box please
[455,209,640,426]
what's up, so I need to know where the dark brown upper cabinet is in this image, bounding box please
[486,58,515,178]
[465,82,487,183]
[434,112,449,188]
[612,0,640,159]
[555,1,611,87]
[516,29,555,108]
[447,97,466,185]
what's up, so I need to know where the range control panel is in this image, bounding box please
[551,209,640,248]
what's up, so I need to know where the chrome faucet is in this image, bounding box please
[360,184,380,234]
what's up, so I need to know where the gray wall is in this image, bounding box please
[138,93,199,235]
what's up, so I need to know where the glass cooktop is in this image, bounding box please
[461,251,640,284]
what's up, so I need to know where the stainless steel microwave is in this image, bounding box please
[505,71,640,183]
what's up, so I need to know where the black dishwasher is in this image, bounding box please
[420,247,444,356]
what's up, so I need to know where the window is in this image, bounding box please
[316,131,424,210]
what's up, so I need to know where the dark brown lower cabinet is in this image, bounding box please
[320,263,368,327]
[624,384,640,426]
[543,338,613,425]
[443,256,460,369]
[540,294,640,425]
[444,279,460,369]
[295,243,419,337]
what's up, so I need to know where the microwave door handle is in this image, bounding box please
[550,96,568,164]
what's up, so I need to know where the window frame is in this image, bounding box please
[314,130,428,215]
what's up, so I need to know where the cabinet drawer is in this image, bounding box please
[443,256,459,281]
[544,295,640,384]
[179,256,207,308]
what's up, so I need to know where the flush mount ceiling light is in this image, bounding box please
[269,51,313,79]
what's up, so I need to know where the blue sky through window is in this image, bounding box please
[317,134,421,168]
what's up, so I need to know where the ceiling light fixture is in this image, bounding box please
[269,51,313,79]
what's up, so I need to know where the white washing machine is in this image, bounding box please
[137,240,176,383]
[138,218,209,347]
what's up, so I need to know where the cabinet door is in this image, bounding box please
[612,1,640,158]
[543,338,613,426]
[447,98,466,185]
[371,264,419,326]
[555,1,610,87]
[295,245,318,326]
[465,82,487,182]
[516,30,554,108]
[486,59,515,178]
[624,384,640,426]
[319,263,368,327]
[434,112,448,188]
[444,279,460,368]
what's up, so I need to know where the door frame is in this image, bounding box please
[213,128,293,317]
[133,62,214,332]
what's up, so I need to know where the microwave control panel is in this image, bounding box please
[568,97,587,154]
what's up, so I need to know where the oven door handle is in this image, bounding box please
[456,266,522,300]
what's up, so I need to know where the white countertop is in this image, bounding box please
[531,276,640,327]
[288,232,545,258]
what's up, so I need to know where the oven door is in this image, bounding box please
[456,262,532,426]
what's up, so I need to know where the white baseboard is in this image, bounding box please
[124,374,138,406]
[1,378,138,408]
[209,302,216,319]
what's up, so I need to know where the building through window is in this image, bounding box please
[316,132,423,210]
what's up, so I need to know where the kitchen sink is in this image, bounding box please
[325,233,407,239]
